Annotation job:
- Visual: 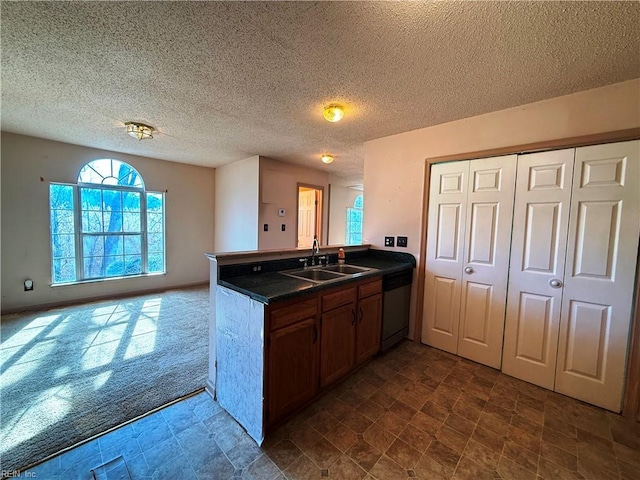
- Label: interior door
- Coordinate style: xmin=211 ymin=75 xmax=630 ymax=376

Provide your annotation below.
xmin=502 ymin=149 xmax=575 ymax=388
xmin=457 ymin=155 xmax=517 ymax=368
xmin=422 ymin=161 xmax=469 ymax=354
xmin=555 ymin=140 xmax=640 ymax=412
xmin=298 ymin=188 xmax=316 ymax=248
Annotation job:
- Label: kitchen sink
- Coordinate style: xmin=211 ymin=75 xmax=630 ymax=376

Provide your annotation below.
xmin=282 ymin=269 xmax=345 ymax=282
xmin=280 ymin=264 xmax=375 ymax=283
xmin=322 ymin=264 xmax=371 ymax=274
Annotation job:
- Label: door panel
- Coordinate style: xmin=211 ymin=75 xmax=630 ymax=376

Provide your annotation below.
xmin=555 ymin=140 xmax=640 ymax=412
xmin=502 ymin=149 xmax=575 ymax=389
xmin=422 ymin=161 xmax=469 ymax=353
xmin=457 ymin=155 xmax=517 ymax=368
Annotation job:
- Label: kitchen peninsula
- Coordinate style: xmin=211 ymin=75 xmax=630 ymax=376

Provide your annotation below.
xmin=205 ymin=246 xmax=415 ymax=445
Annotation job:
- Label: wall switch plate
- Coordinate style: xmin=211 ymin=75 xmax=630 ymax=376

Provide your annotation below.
xmin=397 ymin=236 xmax=408 ymax=247
xmin=263 ymin=224 xmax=268 ymax=231
xmin=384 ymin=236 xmax=395 ymax=247
xmin=281 ymin=224 xmax=286 ymax=231
xmin=278 ymin=208 xmax=286 ymax=217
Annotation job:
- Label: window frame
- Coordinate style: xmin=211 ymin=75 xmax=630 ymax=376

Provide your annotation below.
xmin=346 ymin=194 xmax=364 ymax=245
xmin=49 ymin=160 xmax=166 ymax=285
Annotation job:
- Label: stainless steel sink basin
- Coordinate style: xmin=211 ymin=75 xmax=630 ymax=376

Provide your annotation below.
xmin=280 ymin=264 xmax=374 ymax=283
xmin=322 ymin=264 xmax=371 ymax=274
xmin=282 ymin=269 xmax=345 ymax=282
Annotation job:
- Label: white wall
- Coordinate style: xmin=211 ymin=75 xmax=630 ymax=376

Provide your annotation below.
xmin=328 ymin=185 xmax=361 ymax=245
xmin=1 ymin=132 xmax=216 ymax=312
xmin=214 ymin=156 xmax=259 ymax=252
xmin=363 ymin=79 xmax=640 ymax=339
xmin=258 ymin=157 xmax=329 ymax=251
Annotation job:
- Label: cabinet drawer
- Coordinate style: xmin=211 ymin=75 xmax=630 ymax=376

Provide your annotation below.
xmin=358 ymin=279 xmax=382 ymax=299
xmin=322 ymin=287 xmax=356 ymax=312
xmin=270 ymin=298 xmax=317 ymax=331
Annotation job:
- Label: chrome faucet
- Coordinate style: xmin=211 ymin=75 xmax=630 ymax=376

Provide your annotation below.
xmin=311 ymin=235 xmax=320 ymax=265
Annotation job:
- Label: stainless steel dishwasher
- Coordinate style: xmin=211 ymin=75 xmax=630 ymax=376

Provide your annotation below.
xmin=381 ymin=269 xmax=413 ymax=352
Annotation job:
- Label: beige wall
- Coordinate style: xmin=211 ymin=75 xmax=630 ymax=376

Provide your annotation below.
xmin=214 ymin=156 xmax=260 ymax=252
xmin=363 ymin=78 xmax=640 ymax=338
xmin=328 ymin=185 xmax=362 ymax=245
xmin=258 ymin=157 xmax=329 ymax=251
xmin=1 ymin=132 xmax=216 ymax=312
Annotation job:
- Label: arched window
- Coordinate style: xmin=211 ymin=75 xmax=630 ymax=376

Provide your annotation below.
xmin=346 ymin=194 xmax=363 ymax=245
xmin=49 ymin=159 xmax=165 ymax=284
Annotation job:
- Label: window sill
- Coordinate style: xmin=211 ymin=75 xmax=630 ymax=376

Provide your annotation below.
xmin=51 ymin=272 xmax=166 ymax=287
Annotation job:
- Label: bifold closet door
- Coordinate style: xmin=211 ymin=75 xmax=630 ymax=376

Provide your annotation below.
xmin=422 ymin=161 xmax=469 ymax=354
xmin=502 ymin=149 xmax=575 ymax=388
xmin=555 ymin=140 xmax=640 ymax=412
xmin=423 ymin=156 xmax=516 ymax=368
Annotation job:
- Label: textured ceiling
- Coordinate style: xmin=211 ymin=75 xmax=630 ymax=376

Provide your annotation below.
xmin=2 ymin=1 xmax=639 ymax=185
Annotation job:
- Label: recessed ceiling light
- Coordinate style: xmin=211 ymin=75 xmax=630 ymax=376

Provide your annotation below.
xmin=321 ymin=154 xmax=334 ymax=164
xmin=125 ymin=122 xmax=154 ymax=140
xmin=322 ymin=104 xmax=344 ymax=123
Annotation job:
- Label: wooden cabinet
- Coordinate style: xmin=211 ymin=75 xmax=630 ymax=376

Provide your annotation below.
xmin=267 ymin=276 xmax=383 ymax=426
xmin=267 ymin=297 xmax=318 ymax=424
xmin=320 ymin=287 xmax=356 ymax=387
xmin=356 ymin=289 xmax=382 ymax=365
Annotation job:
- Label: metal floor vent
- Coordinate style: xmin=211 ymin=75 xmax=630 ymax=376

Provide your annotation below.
xmin=91 ymin=456 xmax=132 ymax=480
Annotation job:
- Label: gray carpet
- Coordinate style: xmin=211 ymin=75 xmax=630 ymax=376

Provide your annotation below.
xmin=0 ymin=286 xmax=209 ymax=472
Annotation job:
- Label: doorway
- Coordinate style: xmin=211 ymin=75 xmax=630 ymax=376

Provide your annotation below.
xmin=297 ymin=185 xmax=323 ymax=248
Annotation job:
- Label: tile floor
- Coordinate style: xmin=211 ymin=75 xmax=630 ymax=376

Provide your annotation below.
xmin=25 ymin=341 xmax=640 ymax=480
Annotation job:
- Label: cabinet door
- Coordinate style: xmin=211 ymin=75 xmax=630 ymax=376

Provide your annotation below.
xmin=268 ymin=318 xmax=318 ymax=424
xmin=457 ymin=155 xmax=517 ymax=368
xmin=555 ymin=140 xmax=640 ymax=412
xmin=356 ymin=293 xmax=382 ymax=365
xmin=422 ymin=161 xmax=469 ymax=353
xmin=320 ymin=305 xmax=356 ymax=387
xmin=502 ymin=149 xmax=575 ymax=388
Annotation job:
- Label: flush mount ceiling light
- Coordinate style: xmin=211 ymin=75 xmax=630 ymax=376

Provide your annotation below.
xmin=322 ymin=104 xmax=344 ymax=123
xmin=125 ymin=122 xmax=154 ymax=140
xmin=321 ymin=154 xmax=334 ymax=164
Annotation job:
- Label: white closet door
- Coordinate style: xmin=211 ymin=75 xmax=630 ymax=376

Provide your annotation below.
xmin=422 ymin=161 xmax=469 ymax=354
xmin=457 ymin=155 xmax=517 ymax=368
xmin=502 ymin=149 xmax=575 ymax=388
xmin=555 ymin=140 xmax=640 ymax=412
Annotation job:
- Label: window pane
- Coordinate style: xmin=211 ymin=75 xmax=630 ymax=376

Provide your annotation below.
xmin=124 ymin=235 xmax=142 ymax=255
xmin=51 ymin=209 xmax=75 ymax=234
xmin=148 ymin=233 xmax=164 ymax=253
xmin=53 ymin=258 xmax=76 ymax=283
xmin=103 ymin=210 xmax=123 ymax=232
xmin=104 ymin=256 xmax=124 ymax=277
xmin=52 ymin=234 xmax=75 ymax=258
xmin=104 ymin=235 xmax=124 ymax=256
xmin=123 ymin=192 xmax=141 ymax=212
xmin=123 ymin=212 xmax=141 ymax=232
xmin=148 ymin=213 xmax=163 ymax=233
xmin=82 ymin=211 xmax=103 ymax=232
xmin=148 ymin=253 xmax=164 ymax=273
xmin=83 ymin=235 xmax=105 ymax=257
xmin=50 ymin=184 xmax=74 ymax=210
xmin=124 ymin=255 xmax=142 ymax=274
xmin=103 ymin=190 xmax=123 ymax=211
xmin=84 ymin=257 xmax=105 ymax=278
xmin=147 ymin=193 xmax=163 ymax=213
xmin=81 ymin=188 xmax=102 ymax=211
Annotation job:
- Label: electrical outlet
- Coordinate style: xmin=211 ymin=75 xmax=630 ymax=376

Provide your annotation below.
xmin=24 ymin=279 xmax=34 ymax=291
xmin=397 ymin=236 xmax=408 ymax=247
xmin=384 ymin=236 xmax=395 ymax=247
xmin=251 ymin=264 xmax=263 ymax=273
xmin=263 ymin=224 xmax=268 ymax=231
xmin=281 ymin=224 xmax=286 ymax=231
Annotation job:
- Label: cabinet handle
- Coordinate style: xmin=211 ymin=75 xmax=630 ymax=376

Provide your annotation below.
xmin=351 ymin=309 xmax=356 ymax=325
xmin=359 ymin=306 xmax=364 ymax=322
xmin=464 ymin=266 xmax=474 ymax=274
xmin=549 ymin=278 xmax=563 ymax=288
xmin=313 ymin=324 xmax=318 ymax=344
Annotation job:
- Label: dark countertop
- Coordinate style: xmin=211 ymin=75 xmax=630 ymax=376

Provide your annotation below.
xmin=218 ymin=251 xmax=415 ymax=304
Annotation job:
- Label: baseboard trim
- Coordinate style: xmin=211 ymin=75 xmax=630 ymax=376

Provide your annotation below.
xmin=1 ymin=281 xmax=209 ymax=315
